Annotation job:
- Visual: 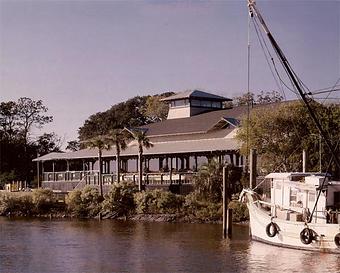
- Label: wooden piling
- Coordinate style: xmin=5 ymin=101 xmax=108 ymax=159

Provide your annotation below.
xmin=223 ymin=166 xmax=232 ymax=238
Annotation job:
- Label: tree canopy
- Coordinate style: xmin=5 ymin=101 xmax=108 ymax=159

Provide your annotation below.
xmin=236 ymin=101 xmax=340 ymax=177
xmin=0 ymin=98 xmax=56 ymax=187
xmin=78 ymin=92 xmax=173 ymax=141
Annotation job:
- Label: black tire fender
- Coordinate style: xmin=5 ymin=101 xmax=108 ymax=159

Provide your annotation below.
xmin=266 ymin=222 xmax=278 ymax=237
xmin=300 ymin=228 xmax=314 ymax=245
xmin=335 ymin=233 xmax=340 ymax=248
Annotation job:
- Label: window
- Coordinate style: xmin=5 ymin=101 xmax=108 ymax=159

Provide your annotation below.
xmin=309 ymin=192 xmax=315 ymax=202
xmin=170 ymin=99 xmax=189 ymax=108
xmin=290 ymin=188 xmax=298 ymax=203
xmin=212 ymin=101 xmax=222 ymax=108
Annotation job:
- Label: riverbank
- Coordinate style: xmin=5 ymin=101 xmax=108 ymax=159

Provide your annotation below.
xmin=0 ymin=185 xmax=249 ymax=224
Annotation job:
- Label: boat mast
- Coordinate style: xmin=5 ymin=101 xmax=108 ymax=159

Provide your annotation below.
xmin=247 ymin=0 xmax=340 ymax=170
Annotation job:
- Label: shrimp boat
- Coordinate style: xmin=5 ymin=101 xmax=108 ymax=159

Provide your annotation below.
xmin=241 ymin=1 xmax=340 ymax=253
xmin=240 ymin=173 xmax=340 ymax=253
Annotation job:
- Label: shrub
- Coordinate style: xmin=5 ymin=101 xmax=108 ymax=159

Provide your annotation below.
xmin=0 ymin=192 xmax=34 ymax=216
xmin=32 ymin=188 xmax=55 ymax=214
xmin=228 ymin=200 xmax=249 ymax=222
xmin=184 ymin=192 xmax=222 ymax=221
xmin=134 ymin=189 xmax=184 ymax=214
xmin=102 ymin=182 xmax=137 ymax=217
xmin=66 ymin=186 xmax=101 ymax=217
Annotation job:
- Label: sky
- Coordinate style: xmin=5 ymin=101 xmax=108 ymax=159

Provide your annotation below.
xmin=0 ymin=0 xmax=339 ymax=148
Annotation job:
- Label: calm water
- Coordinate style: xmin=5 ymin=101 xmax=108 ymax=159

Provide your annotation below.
xmin=0 ymin=217 xmax=339 ymax=273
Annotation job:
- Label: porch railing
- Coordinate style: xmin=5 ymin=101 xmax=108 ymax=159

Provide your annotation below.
xmin=42 ymin=171 xmax=195 ymax=185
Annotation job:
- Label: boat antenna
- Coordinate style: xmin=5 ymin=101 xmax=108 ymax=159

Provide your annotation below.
xmin=247 ymin=0 xmax=340 ymax=170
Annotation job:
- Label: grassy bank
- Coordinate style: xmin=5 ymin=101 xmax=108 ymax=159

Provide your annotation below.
xmin=0 ymin=183 xmax=249 ymax=223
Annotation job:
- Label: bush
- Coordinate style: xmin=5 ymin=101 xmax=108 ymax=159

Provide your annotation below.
xmin=134 ymin=189 xmax=184 ymax=214
xmin=102 ymin=182 xmax=137 ymax=218
xmin=0 ymin=192 xmax=34 ymax=216
xmin=228 ymin=200 xmax=249 ymax=222
xmin=32 ymin=188 xmax=55 ymax=214
xmin=184 ymin=192 xmax=222 ymax=222
xmin=66 ymin=186 xmax=101 ymax=217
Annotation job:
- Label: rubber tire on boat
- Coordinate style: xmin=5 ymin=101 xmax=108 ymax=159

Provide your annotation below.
xmin=300 ymin=228 xmax=314 ymax=245
xmin=335 ymin=233 xmax=340 ymax=248
xmin=265 ymin=222 xmax=278 ymax=237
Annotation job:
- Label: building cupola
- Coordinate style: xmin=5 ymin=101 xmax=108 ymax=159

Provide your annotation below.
xmin=161 ymin=90 xmax=232 ymax=119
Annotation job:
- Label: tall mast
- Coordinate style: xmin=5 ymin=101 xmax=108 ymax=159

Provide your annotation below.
xmin=247 ymin=0 xmax=340 ymax=170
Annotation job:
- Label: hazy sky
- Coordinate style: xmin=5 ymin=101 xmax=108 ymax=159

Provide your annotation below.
xmin=1 ymin=0 xmax=339 ymax=147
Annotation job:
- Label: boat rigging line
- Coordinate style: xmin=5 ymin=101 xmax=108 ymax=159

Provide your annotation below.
xmin=247 ymin=0 xmax=340 ymax=170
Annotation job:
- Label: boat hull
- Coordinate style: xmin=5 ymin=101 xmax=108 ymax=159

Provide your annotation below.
xmin=242 ymin=190 xmax=340 ymax=253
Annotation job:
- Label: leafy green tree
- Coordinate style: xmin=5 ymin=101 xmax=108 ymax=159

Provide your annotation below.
xmin=35 ymin=133 xmax=61 ymax=156
xmin=143 ymin=95 xmax=169 ymax=122
xmin=0 ymin=101 xmax=19 ymax=142
xmin=107 ymin=129 xmax=129 ymax=182
xmin=233 ymin=91 xmax=283 ymax=106
xmin=131 ymin=130 xmax=153 ymax=191
xmin=0 ymin=98 xmax=53 ymax=184
xmin=84 ymin=135 xmax=111 ymax=196
xmin=256 ymin=91 xmax=283 ymax=104
xmin=66 ymin=140 xmax=80 ymax=152
xmin=236 ymin=101 xmax=340 ymax=176
xmin=16 ymin=97 xmax=53 ymax=146
xmin=102 ymin=181 xmax=137 ymax=218
xmin=78 ymin=92 xmax=174 ymax=141
xmin=193 ymin=158 xmax=224 ymax=202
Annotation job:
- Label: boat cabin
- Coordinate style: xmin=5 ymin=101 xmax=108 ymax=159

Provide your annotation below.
xmin=266 ymin=173 xmax=340 ymax=224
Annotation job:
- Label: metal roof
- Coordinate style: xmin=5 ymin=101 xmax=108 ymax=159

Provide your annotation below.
xmin=161 ymin=90 xmax=231 ymax=102
xmin=33 ymin=133 xmax=241 ymax=162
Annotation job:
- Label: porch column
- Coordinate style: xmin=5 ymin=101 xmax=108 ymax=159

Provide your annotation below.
xmin=159 ymin=158 xmax=163 ymax=171
xmin=180 ymin=157 xmax=184 ymax=170
xmin=37 ymin=160 xmax=40 ymax=188
xmin=175 ymin=157 xmax=178 ymax=171
xmin=186 ymin=156 xmax=190 ymax=170
xmin=52 ymin=162 xmax=55 ymax=181
xmin=195 ymin=155 xmax=198 ymax=171
xmin=170 ymin=157 xmax=173 ymax=183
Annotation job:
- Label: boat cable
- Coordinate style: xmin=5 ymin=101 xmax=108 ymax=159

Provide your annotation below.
xmin=308 ymin=140 xmax=340 ymax=223
xmin=247 ymin=0 xmax=340 ymax=170
xmin=320 ymin=77 xmax=340 ymax=105
xmin=250 ymin=17 xmax=286 ymax=99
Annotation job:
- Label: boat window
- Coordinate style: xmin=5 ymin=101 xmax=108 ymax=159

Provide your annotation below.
xmin=275 ymin=181 xmax=282 ymax=189
xmin=309 ymin=192 xmax=316 ymax=202
xmin=290 ymin=188 xmax=298 ymax=202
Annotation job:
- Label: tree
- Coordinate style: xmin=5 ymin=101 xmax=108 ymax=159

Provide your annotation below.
xmin=66 ymin=140 xmax=80 ymax=152
xmin=16 ymin=97 xmax=53 ymax=146
xmin=35 ymin=133 xmax=61 ymax=156
xmin=233 ymin=92 xmax=255 ymax=107
xmin=233 ymin=91 xmax=283 ymax=106
xmin=84 ymin=135 xmax=111 ymax=197
xmin=143 ymin=95 xmax=169 ymax=122
xmin=193 ymin=158 xmax=224 ymax=202
xmin=0 ymin=98 xmax=53 ymax=184
xmin=256 ymin=91 xmax=283 ymax=104
xmin=0 ymin=101 xmax=19 ymax=142
xmin=107 ymin=129 xmax=129 ymax=183
xmin=236 ymin=101 xmax=340 ymax=176
xmin=131 ymin=130 xmax=153 ymax=191
xmin=78 ymin=92 xmax=174 ymax=141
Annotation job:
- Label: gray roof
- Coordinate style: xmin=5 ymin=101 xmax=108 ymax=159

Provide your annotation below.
xmin=141 ymin=106 xmax=248 ymax=136
xmin=33 ymin=135 xmax=240 ymax=161
xmin=161 ymin=90 xmax=231 ymax=102
xmin=33 ymin=102 xmax=290 ymax=162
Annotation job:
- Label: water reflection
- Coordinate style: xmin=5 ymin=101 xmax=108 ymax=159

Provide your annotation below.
xmin=0 ymin=217 xmax=338 ymax=273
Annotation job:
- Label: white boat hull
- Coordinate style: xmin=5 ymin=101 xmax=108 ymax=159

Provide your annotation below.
xmin=242 ymin=190 xmax=340 ymax=253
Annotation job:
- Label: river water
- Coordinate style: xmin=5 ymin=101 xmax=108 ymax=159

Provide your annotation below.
xmin=0 ymin=217 xmax=339 ymax=273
